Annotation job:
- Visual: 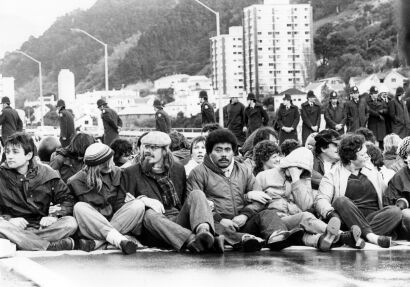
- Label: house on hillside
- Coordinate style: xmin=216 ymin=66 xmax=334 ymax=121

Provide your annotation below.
xmin=382 ymin=70 xmax=408 ymax=92
xmin=276 ymin=88 xmax=306 ymax=109
xmin=154 ymin=74 xmax=189 ymax=90
xmin=305 ymin=77 xmax=345 ymax=101
xmin=349 ymin=70 xmax=408 ymax=95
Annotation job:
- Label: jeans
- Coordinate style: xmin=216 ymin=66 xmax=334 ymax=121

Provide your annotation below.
xmin=281 ymin=211 xmax=327 ymax=234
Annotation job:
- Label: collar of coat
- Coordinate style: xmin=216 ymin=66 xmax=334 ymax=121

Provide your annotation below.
xmin=203 ymin=153 xmax=236 ymax=177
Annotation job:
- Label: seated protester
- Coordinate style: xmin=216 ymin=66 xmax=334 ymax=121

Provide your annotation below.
xmin=119 ymin=131 xmax=219 ymax=253
xmin=314 ymin=134 xmax=402 ymax=248
xmin=254 ymin=147 xmax=364 ymax=250
xmin=365 ymin=142 xmax=395 ymax=185
xmin=188 ymin=129 xmax=300 ymax=252
xmin=355 ymin=127 xmax=377 ymax=144
xmin=37 ymin=136 xmax=61 ymax=165
xmin=201 ymin=123 xmax=221 ymax=137
xmin=185 ymin=136 xmax=206 ymax=177
xmin=280 ymin=139 xmax=300 ymax=157
xmin=169 ymin=131 xmax=191 ymax=166
xmin=312 ymin=130 xmax=341 ymax=190
xmin=240 ymin=127 xmax=279 ymax=158
xmin=389 ymin=136 xmax=410 ymax=173
xmin=69 ymin=143 xmax=144 ymax=254
xmin=50 ymin=133 xmax=95 ymax=183
xmin=110 ymin=138 xmax=133 ymax=167
xmin=383 ymin=134 xmax=402 ymax=171
xmin=0 ymin=132 xmax=77 ymax=251
xmin=120 ymin=132 xmax=149 ymax=169
xmin=304 ymin=132 xmax=317 ymax=152
xmin=253 ymin=140 xmax=282 ymax=176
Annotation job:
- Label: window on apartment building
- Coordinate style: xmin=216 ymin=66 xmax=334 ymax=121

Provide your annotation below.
xmin=305 ymin=24 xmax=309 ymax=27
xmin=239 ymin=86 xmax=243 ymax=89
xmin=287 ymin=32 xmax=291 ymax=35
xmin=259 ymin=40 xmax=263 ymax=43
xmin=233 ymin=52 xmax=237 ymax=54
xmin=305 ymin=16 xmax=308 ymax=19
xmin=258 ymin=48 xmax=262 ymax=51
xmin=288 ymin=47 xmax=292 ymax=50
xmin=258 ymin=32 xmax=262 ymax=35
xmin=276 ymin=47 xmax=280 ymax=50
xmin=305 ymin=31 xmax=309 ymax=34
xmin=269 ymin=71 xmax=273 ymax=74
xmin=275 ymin=32 xmax=280 ymax=35
xmin=306 ymin=39 xmax=309 ymax=43
xmin=259 ymin=63 xmax=263 ymax=66
xmin=269 ymin=63 xmax=274 ymax=66
xmin=392 ymin=78 xmax=396 ymax=82
xmin=287 ymin=24 xmax=292 ymax=27
xmin=268 ymin=32 xmax=273 ymax=35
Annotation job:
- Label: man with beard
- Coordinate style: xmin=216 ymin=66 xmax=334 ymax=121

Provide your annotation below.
xmin=118 ymin=131 xmax=219 ymax=253
xmin=226 ymin=95 xmax=246 ymax=146
xmin=367 ymin=86 xmax=387 ymax=148
xmin=324 ymin=91 xmax=346 ymax=135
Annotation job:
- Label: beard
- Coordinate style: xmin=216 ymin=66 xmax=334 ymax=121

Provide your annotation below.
xmin=141 ymin=155 xmax=155 ymax=173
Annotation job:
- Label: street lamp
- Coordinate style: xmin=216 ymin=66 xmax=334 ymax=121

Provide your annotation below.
xmin=71 ymin=28 xmax=109 ymax=93
xmin=15 ymin=50 xmax=44 ymax=126
xmin=191 ymin=0 xmax=223 ymax=127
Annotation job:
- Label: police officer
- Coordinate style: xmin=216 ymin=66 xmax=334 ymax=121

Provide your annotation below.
xmin=301 ymin=90 xmax=321 ymax=145
xmin=243 ymin=93 xmax=269 ymax=137
xmin=367 ymin=86 xmax=387 ymax=148
xmin=324 ymin=91 xmax=346 ymax=135
xmin=199 ymin=90 xmax=215 ymax=126
xmin=153 ymin=99 xmax=171 ymax=134
xmin=0 ymin=96 xmax=23 ymax=145
xmin=97 ymin=99 xmax=122 ymax=146
xmin=345 ymin=86 xmax=368 ymax=133
xmin=226 ymin=94 xmax=246 ymax=145
xmin=56 ymin=99 xmax=75 ymax=147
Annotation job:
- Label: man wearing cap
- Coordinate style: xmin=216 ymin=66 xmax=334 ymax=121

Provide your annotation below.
xmin=388 ymin=87 xmax=410 ymax=139
xmin=301 ymin=91 xmax=321 ymax=146
xmin=199 ymin=91 xmax=215 ymax=126
xmin=119 ymin=131 xmax=218 ymax=253
xmin=345 ymin=86 xmax=369 ymax=133
xmin=0 ymin=96 xmax=22 ymax=145
xmin=97 ymin=99 xmax=122 ymax=146
xmin=324 ymin=91 xmax=346 ymax=135
xmin=226 ymin=95 xmax=246 ymax=145
xmin=153 ymin=99 xmax=171 ymax=134
xmin=243 ymin=93 xmax=269 ymax=137
xmin=276 ymin=94 xmax=300 ymax=144
xmin=56 ymin=100 xmax=75 ymax=148
xmin=367 ymin=86 xmax=387 ymax=148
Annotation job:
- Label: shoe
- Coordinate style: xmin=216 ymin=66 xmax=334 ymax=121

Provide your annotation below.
xmin=213 ymin=235 xmax=225 ymax=253
xmin=47 ymin=237 xmax=75 ymax=251
xmin=77 ymin=239 xmax=96 ymax=252
xmin=267 ymin=228 xmax=304 ymax=251
xmin=377 ymin=236 xmax=391 ymax=248
xmin=186 ymin=231 xmax=215 ymax=253
xmin=317 ymin=217 xmax=341 ymax=252
xmin=335 ymin=225 xmax=365 ymax=249
xmin=241 ymin=234 xmax=264 ymax=252
xmin=120 ymin=240 xmax=137 ymax=255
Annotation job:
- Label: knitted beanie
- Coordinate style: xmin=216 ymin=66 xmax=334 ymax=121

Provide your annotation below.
xmin=84 ymin=143 xmax=114 ymax=166
xmin=398 ymin=136 xmax=410 ymax=160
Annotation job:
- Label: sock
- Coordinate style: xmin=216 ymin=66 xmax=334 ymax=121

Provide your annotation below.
xmin=302 ymin=233 xmax=321 ymax=248
xmin=106 ymin=229 xmax=127 ymax=248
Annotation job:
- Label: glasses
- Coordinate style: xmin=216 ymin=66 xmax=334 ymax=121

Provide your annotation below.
xmin=143 ymin=144 xmax=163 ymax=151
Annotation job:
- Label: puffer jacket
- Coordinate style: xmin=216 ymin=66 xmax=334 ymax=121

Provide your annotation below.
xmin=187 ymin=154 xmax=256 ymax=222
xmin=254 ymin=147 xmax=315 ymax=217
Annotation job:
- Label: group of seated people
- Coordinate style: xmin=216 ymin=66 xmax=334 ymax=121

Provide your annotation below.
xmin=0 ymin=122 xmax=409 ymax=255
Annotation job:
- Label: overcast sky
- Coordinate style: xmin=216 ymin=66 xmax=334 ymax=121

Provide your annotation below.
xmin=0 ymin=0 xmax=97 ymax=59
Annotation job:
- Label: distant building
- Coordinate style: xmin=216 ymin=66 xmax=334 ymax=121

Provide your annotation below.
xmin=348 ymin=70 xmax=408 ymax=95
xmin=305 ymin=77 xmax=346 ymax=101
xmin=58 ymin=69 xmax=75 ymax=106
xmin=154 ymin=74 xmax=189 ymax=91
xmin=118 ymin=105 xmax=155 ymax=129
xmin=243 ymin=0 xmax=314 ymax=96
xmin=0 ymin=75 xmax=15 ymax=107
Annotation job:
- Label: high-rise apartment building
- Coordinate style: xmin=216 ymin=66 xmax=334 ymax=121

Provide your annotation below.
xmin=0 ymin=74 xmax=15 ymax=107
xmin=210 ymin=26 xmax=246 ymax=98
xmin=243 ymin=0 xmax=314 ymax=95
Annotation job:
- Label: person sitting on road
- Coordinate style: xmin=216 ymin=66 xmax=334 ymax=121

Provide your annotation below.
xmin=185 ymin=136 xmax=206 ymax=177
xmin=280 ymin=139 xmax=301 ymax=157
xmin=169 ymin=131 xmax=191 ymax=166
xmin=110 ymin=138 xmax=133 ymax=167
xmin=382 ymin=134 xmax=402 ymax=171
xmin=201 ymin=123 xmax=221 ymax=138
xmin=253 ymin=140 xmax=282 ymax=176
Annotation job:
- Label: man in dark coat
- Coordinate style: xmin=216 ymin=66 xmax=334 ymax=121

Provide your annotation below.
xmin=97 ymin=99 xmax=122 ymax=146
xmin=0 ymin=97 xmax=22 ymax=144
xmin=226 ymin=95 xmax=246 ymax=145
xmin=388 ymin=87 xmax=410 ymax=139
xmin=345 ymin=86 xmax=368 ymax=133
xmin=324 ymin=91 xmax=346 ymax=135
xmin=276 ymin=94 xmax=300 ymax=144
xmin=243 ymin=93 xmax=269 ymax=137
xmin=56 ymin=100 xmax=75 ymax=148
xmin=199 ymin=91 xmax=215 ymax=126
xmin=301 ymin=91 xmax=321 ymax=145
xmin=382 ymin=92 xmax=393 ymax=134
xmin=367 ymin=86 xmax=387 ymax=148
xmin=153 ymin=99 xmax=171 ymax=134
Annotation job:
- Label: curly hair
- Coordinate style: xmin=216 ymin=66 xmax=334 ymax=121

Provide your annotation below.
xmin=253 ymin=140 xmax=281 ymax=176
xmin=253 ymin=127 xmax=279 ymax=146
xmin=280 ymin=139 xmax=300 ymax=157
xmin=110 ymin=138 xmax=133 ymax=164
xmin=169 ymin=131 xmax=190 ymax=151
xmin=339 ymin=134 xmax=365 ymax=165
xmin=205 ymin=129 xmax=237 ymax=154
xmin=201 ymin=123 xmax=221 ymax=134
xmin=355 ymin=127 xmax=376 ymax=144
xmin=365 ymin=142 xmax=384 ymax=169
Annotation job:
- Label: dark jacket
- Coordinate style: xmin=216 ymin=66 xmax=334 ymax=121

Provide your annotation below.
xmin=384 ymin=166 xmax=410 ymax=206
xmin=301 ymin=101 xmax=321 ymax=145
xmin=58 ymin=108 xmax=75 ymax=147
xmin=118 ymin=161 xmax=186 ymax=216
xmin=49 ymin=148 xmax=83 ymax=183
xmin=155 ymin=108 xmax=171 ymax=134
xmin=345 ymin=99 xmax=368 ymax=132
xmin=226 ymin=102 xmax=246 ymax=145
xmin=201 ymin=101 xmax=215 ymax=125
xmin=367 ymin=97 xmax=388 ymax=141
xmin=68 ymin=166 xmax=122 ymax=217
xmin=388 ymin=97 xmax=410 ymax=139
xmin=0 ymin=106 xmax=22 ymax=141
xmin=324 ymin=102 xmax=346 ymax=134
xmin=101 ymin=106 xmax=122 ymax=146
xmin=276 ymin=104 xmax=300 ymax=144
xmin=244 ymin=104 xmax=269 ymax=135
xmin=0 ymin=162 xmax=74 ymax=226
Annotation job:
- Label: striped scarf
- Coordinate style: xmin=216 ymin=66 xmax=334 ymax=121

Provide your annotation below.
xmin=145 ymin=169 xmax=181 ymax=209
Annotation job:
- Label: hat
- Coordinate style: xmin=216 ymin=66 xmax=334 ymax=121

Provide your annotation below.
xmin=396 ymin=87 xmax=405 ymax=97
xmin=84 ymin=143 xmax=114 ymax=166
xmin=280 ymin=147 xmax=313 ymax=173
xmin=315 ymin=129 xmax=341 ymax=147
xmin=307 ymin=90 xmax=315 ymax=99
xmin=56 ymin=99 xmax=65 ymax=108
xmin=350 ymin=86 xmax=359 ymax=94
xmin=369 ymin=86 xmax=378 ymax=95
xmin=199 ymin=91 xmax=208 ymax=99
xmin=153 ymin=99 xmax=163 ymax=108
xmin=97 ymin=99 xmax=107 ymax=108
xmin=329 ymin=91 xmax=338 ymax=99
xmin=247 ymin=93 xmax=256 ymax=101
xmin=398 ymin=136 xmax=410 ymax=160
xmin=1 ymin=97 xmax=10 ymax=104
xmin=141 ymin=131 xmax=171 ymax=147
xmin=282 ymin=94 xmax=292 ymax=101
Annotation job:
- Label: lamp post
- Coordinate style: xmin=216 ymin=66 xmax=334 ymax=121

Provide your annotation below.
xmin=191 ymin=0 xmax=223 ymax=127
xmin=16 ymin=50 xmax=44 ymax=126
xmin=71 ymin=28 xmax=109 ymax=93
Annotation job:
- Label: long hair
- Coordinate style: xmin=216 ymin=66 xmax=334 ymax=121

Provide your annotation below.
xmin=84 ymin=159 xmax=111 ymax=193
xmin=67 ymin=133 xmax=95 ymax=159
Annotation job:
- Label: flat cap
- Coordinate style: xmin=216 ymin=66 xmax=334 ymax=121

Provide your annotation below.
xmin=141 ymin=131 xmax=171 ymax=147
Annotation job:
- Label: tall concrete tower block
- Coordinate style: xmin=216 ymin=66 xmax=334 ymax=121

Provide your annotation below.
xmin=58 ymin=69 xmax=75 ymax=106
xmin=0 ymin=75 xmax=15 ymax=107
